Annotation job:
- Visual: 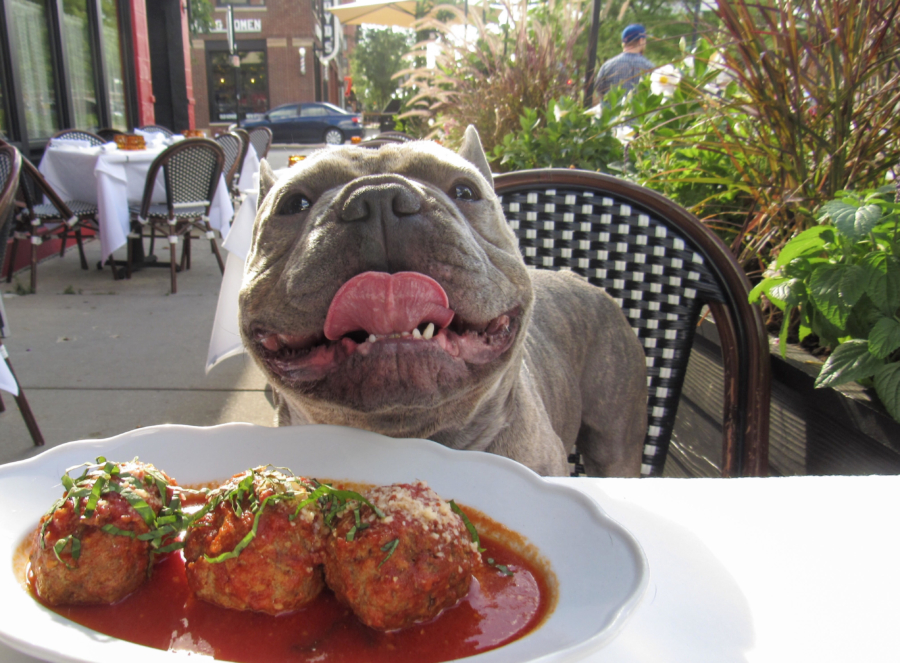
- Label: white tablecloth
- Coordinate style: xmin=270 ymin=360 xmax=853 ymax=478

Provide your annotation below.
xmin=39 ymin=144 xmax=234 ymax=265
xmin=0 ymin=346 xmax=17 ymax=396
xmin=205 ymin=166 xmax=276 ymax=371
xmin=0 ymin=475 xmax=896 ymax=662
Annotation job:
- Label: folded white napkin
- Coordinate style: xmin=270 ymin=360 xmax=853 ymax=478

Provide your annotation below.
xmin=134 ymin=129 xmax=166 ymax=147
xmin=0 ymin=352 xmax=18 ymax=397
xmin=49 ymin=138 xmax=92 ymax=150
xmin=101 ymin=142 xmax=118 ymax=152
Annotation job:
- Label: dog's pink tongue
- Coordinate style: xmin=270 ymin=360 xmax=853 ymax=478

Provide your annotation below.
xmin=324 ymin=272 xmax=454 ymax=340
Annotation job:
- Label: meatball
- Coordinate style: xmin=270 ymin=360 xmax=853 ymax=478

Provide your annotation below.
xmin=323 ymin=481 xmax=480 ymax=631
xmin=30 ymin=458 xmax=177 ymax=605
xmin=183 ymin=467 xmax=326 ymax=615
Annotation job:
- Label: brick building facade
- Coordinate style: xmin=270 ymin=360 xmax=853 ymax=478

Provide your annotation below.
xmin=190 ymin=0 xmax=353 ymax=134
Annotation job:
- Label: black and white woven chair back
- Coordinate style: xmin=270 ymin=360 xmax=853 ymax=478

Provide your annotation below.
xmin=215 ymin=132 xmax=242 ymax=189
xmin=51 ymin=129 xmax=105 ymax=146
xmin=494 ymin=169 xmax=770 ymax=478
xmin=18 ymin=158 xmax=74 ymax=221
xmin=248 ymin=127 xmax=272 ymax=160
xmin=160 ymin=139 xmax=224 ymax=213
xmin=140 ymin=124 xmax=174 ymax=137
xmin=0 ymin=145 xmax=16 ymax=191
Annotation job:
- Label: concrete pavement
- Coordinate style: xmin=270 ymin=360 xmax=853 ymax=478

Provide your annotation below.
xmin=0 ymin=144 xmax=320 ymax=465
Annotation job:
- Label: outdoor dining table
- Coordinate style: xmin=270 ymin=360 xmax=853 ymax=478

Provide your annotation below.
xmin=37 ymin=139 xmax=235 ymax=270
xmin=0 ymin=473 xmax=895 ymax=662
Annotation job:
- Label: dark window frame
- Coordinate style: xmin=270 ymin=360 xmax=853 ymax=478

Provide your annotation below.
xmin=0 ymin=0 xmax=135 ymax=159
xmin=205 ymin=38 xmax=267 ymax=125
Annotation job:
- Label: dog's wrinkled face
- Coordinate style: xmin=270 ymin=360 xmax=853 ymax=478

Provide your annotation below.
xmin=239 ymin=131 xmax=534 ymax=434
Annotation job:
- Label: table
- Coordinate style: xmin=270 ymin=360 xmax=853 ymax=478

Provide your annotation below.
xmin=0 ymin=475 xmax=896 ymax=662
xmin=38 ymin=142 xmax=234 ymax=267
xmin=206 ymin=168 xmax=272 ymax=370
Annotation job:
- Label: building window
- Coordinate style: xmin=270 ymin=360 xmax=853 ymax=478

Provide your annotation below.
xmin=9 ymin=0 xmax=60 ymax=140
xmin=207 ymin=47 xmax=268 ymax=123
xmin=61 ymin=0 xmax=100 ymax=129
xmin=100 ymin=0 xmax=128 ymax=130
xmin=0 ymin=54 xmax=8 ymax=138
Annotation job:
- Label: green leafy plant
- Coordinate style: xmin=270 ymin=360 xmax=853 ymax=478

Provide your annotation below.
xmin=749 ymin=187 xmax=900 ymax=421
xmin=612 ymin=0 xmax=900 ymax=281
xmin=490 ymin=95 xmax=624 ymax=172
xmin=349 ymin=28 xmax=415 ymax=113
xmin=398 ymin=0 xmax=584 ymax=152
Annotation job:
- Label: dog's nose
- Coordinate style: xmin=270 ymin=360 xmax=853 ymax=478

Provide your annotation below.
xmin=341 ymin=182 xmax=421 ymax=223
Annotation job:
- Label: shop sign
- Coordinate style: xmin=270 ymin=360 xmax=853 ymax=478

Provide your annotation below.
xmin=213 ymin=18 xmax=262 ymax=33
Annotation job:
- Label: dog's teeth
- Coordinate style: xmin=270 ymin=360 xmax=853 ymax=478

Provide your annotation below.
xmin=401 ymin=331 xmax=410 ymax=337
xmin=412 ymin=328 xmax=422 ymax=339
xmin=423 ymin=323 xmax=435 ymax=340
xmin=368 ymin=334 xmax=377 ymax=343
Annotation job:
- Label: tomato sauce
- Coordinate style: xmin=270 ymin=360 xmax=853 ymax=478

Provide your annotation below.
xmin=29 ymin=511 xmax=555 ymax=663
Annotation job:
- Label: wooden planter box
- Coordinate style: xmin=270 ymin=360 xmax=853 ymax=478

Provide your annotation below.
xmin=665 ymin=319 xmax=900 ymax=478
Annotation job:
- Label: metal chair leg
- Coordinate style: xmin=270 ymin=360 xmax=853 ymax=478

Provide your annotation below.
xmin=0 ymin=341 xmax=44 ymax=446
xmin=5 ymin=237 xmax=18 ymax=283
xmin=169 ymin=236 xmax=178 ymax=294
xmin=30 ymin=240 xmax=37 ymax=292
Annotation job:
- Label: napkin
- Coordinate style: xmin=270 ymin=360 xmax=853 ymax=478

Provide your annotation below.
xmin=0 ymin=350 xmax=18 ymax=397
xmin=101 ymin=142 xmax=118 ymax=152
xmin=134 ymin=129 xmax=167 ymax=148
xmin=49 ymin=138 xmax=92 ymax=150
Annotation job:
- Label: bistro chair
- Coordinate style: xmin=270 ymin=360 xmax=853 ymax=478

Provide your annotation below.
xmin=494 ymin=169 xmax=770 ymax=478
xmin=96 ymin=127 xmax=126 ymax=142
xmin=139 ymin=124 xmax=175 ymax=137
xmin=228 ymin=128 xmax=252 ymax=200
xmin=214 ymin=131 xmax=244 ymax=200
xmin=0 ymin=143 xmax=43 ymax=446
xmin=373 ymin=131 xmax=415 ymax=143
xmin=50 ymin=129 xmax=105 ymax=147
xmin=128 ymin=138 xmax=226 ymax=293
xmin=5 ymin=155 xmax=98 ymax=291
xmin=248 ymin=126 xmax=273 ymax=160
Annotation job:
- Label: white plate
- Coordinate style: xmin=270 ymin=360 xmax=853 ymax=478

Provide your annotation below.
xmin=0 ymin=424 xmax=648 ymax=663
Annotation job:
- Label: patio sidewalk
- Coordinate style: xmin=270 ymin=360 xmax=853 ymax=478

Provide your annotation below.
xmin=0 ymin=145 xmax=311 ymax=466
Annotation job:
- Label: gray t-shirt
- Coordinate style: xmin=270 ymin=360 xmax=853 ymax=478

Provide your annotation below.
xmin=594 ymin=52 xmax=655 ymax=97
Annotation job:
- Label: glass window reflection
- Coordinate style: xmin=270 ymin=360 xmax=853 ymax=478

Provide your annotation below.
xmin=62 ymin=0 xmax=100 ymax=129
xmin=10 ymin=0 xmax=60 ymax=140
xmin=100 ymin=0 xmax=127 ymax=130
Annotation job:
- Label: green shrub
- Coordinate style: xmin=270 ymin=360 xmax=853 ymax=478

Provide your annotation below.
xmin=749 ymin=187 xmax=900 ymax=421
xmin=489 ymin=95 xmax=624 ymax=172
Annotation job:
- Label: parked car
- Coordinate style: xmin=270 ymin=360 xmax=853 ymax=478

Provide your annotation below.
xmin=240 ymin=102 xmax=364 ymax=145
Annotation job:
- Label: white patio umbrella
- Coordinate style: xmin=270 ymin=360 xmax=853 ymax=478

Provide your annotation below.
xmin=326 ymin=0 xmax=420 ymax=28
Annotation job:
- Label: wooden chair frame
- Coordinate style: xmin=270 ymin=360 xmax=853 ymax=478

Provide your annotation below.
xmin=494 ymin=169 xmax=770 ymax=477
xmin=129 ymin=138 xmax=226 ymax=293
xmin=0 ymin=143 xmax=43 ymax=446
xmin=50 ymin=129 xmax=106 ymax=146
xmin=248 ymin=126 xmax=273 ymax=160
xmin=6 ymin=158 xmax=94 ymax=291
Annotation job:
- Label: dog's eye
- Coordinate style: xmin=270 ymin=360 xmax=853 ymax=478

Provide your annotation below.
xmin=277 ymin=193 xmax=312 ymax=215
xmin=452 ymin=183 xmax=479 ymax=201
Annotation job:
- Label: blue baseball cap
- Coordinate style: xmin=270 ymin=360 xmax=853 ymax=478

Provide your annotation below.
xmin=622 ymin=24 xmax=648 ymax=44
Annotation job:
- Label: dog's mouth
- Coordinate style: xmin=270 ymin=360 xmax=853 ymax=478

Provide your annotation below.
xmin=251 ymin=272 xmax=520 ymax=382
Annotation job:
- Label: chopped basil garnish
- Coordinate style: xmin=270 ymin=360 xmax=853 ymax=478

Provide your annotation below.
xmin=39 ymin=457 xmax=187 ymax=567
xmin=450 ymin=500 xmax=485 ymax=553
xmin=199 ymin=468 xmax=386 ymax=564
xmin=379 ymin=538 xmax=399 ymax=567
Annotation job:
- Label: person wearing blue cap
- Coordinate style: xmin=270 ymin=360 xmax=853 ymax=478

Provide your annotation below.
xmin=593 ymin=24 xmax=655 ymax=99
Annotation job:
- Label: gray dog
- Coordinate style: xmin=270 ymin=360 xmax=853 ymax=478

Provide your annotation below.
xmin=239 ymin=126 xmax=647 ymax=477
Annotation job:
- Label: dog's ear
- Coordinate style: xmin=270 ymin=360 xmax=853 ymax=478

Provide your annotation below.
xmin=459 ymin=125 xmax=493 ymax=188
xmin=259 ymin=159 xmax=277 ymax=203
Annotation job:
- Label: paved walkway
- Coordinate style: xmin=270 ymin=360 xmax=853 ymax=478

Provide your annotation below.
xmin=0 ymin=144 xmax=317 ymax=465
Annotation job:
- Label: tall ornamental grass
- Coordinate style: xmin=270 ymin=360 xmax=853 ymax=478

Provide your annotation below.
xmin=629 ymin=0 xmax=900 ymax=276
xmin=397 ymin=0 xmax=584 ymax=154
